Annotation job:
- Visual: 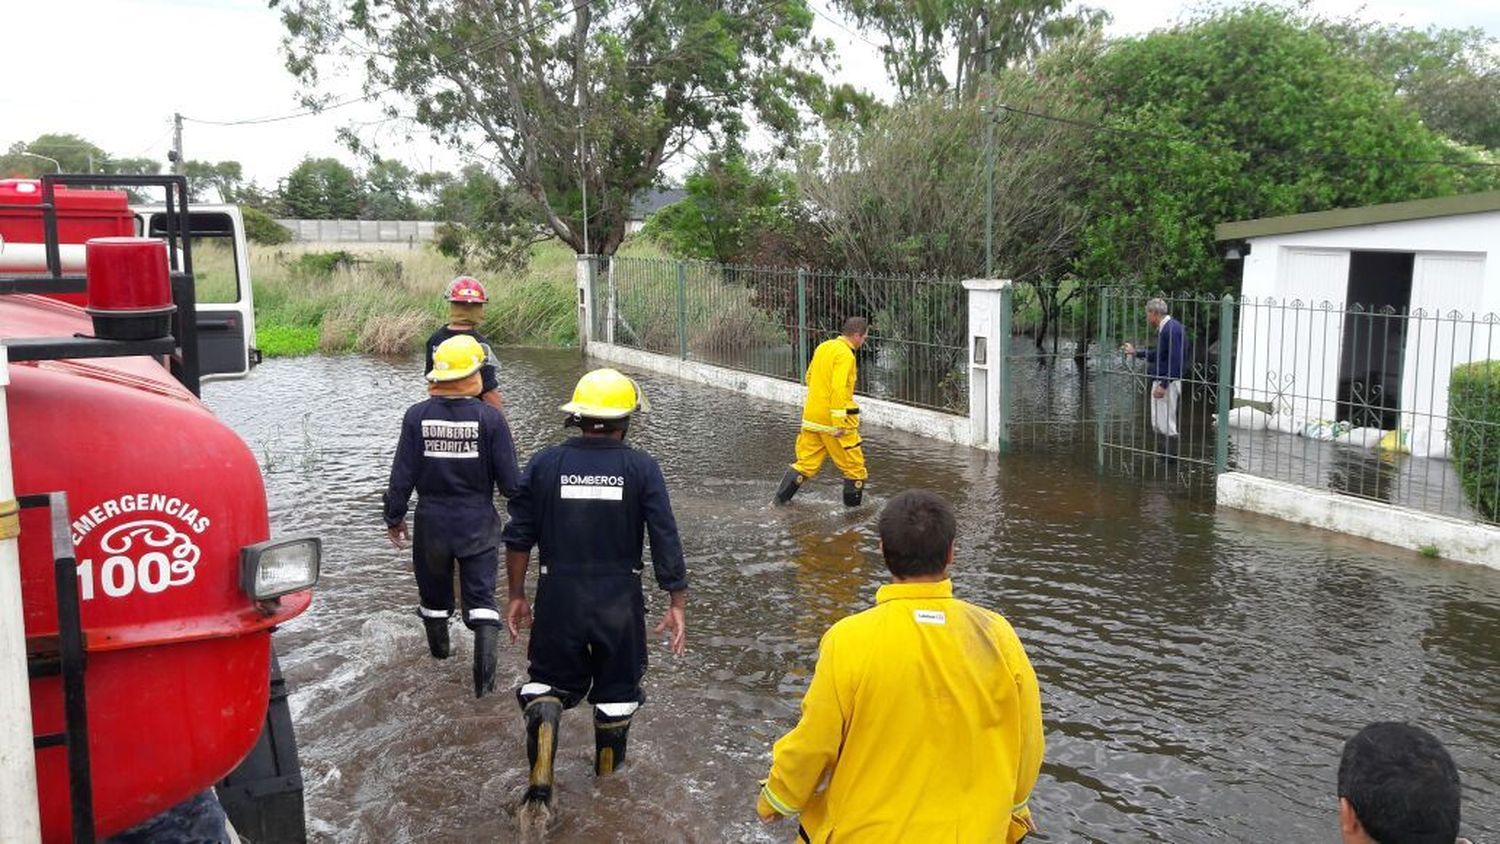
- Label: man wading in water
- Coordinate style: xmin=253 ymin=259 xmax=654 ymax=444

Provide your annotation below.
xmin=502 ymin=368 xmax=688 ymax=815
xmin=425 ymin=275 xmax=505 ymax=411
xmin=383 ymin=334 xmax=520 ymax=697
xmin=775 ymin=317 xmax=870 ymax=507
xmin=1122 ymin=297 xmax=1187 ymax=459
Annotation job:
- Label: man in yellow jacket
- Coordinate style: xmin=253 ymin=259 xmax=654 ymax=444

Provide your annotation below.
xmin=775 ymin=317 xmax=869 ymax=507
xmin=757 ymin=489 xmax=1045 ymax=842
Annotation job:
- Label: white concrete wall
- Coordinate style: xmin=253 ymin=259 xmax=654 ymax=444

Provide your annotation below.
xmin=274 ymin=219 xmax=438 ymax=243
xmin=1217 ymin=473 xmax=1498 ymax=569
xmin=1235 ymin=211 xmax=1498 ymax=450
xmin=585 ymin=342 xmax=974 ymax=445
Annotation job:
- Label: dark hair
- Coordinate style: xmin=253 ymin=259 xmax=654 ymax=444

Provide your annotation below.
xmin=1338 ymin=722 xmax=1461 ymax=844
xmin=842 ymin=317 xmax=869 ymax=336
xmin=878 ymin=490 xmax=956 ymax=578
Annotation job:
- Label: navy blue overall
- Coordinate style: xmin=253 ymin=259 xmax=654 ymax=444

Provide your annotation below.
xmin=425 ymin=326 xmax=500 ymax=395
xmin=502 ymin=436 xmax=688 ymax=707
xmin=384 ymin=395 xmax=519 ymax=628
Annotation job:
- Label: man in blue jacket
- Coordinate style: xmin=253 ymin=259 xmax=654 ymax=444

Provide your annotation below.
xmin=502 ymin=368 xmax=688 ymax=809
xmin=384 ymin=334 xmax=520 ymax=698
xmin=1123 ymin=297 xmax=1187 ymax=455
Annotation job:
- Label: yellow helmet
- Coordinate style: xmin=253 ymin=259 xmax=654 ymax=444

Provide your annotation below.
xmin=559 ymin=368 xmax=648 ymax=419
xmin=426 ymin=335 xmax=485 ymax=382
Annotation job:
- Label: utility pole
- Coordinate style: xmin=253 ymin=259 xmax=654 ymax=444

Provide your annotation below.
xmin=171 ymin=112 xmax=184 ymax=175
xmin=984 ymin=31 xmax=995 ymax=280
xmin=579 ymin=120 xmax=590 ymax=255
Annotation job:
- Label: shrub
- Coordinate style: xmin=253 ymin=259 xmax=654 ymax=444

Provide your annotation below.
xmin=293 ymin=250 xmax=356 ymax=278
xmin=242 ymin=207 xmax=293 ymax=245
xmin=1449 ymin=360 xmax=1500 ymax=522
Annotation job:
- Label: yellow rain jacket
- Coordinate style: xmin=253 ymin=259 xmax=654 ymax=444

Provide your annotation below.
xmin=802 ymin=337 xmax=858 ymax=435
xmin=760 ymin=580 xmax=1044 ymax=843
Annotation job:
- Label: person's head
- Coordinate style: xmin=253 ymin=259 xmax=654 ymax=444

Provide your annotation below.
xmin=1145 ymin=298 xmax=1169 ymax=329
xmin=877 ymin=490 xmax=957 ymax=581
xmin=445 ymin=276 xmax=488 ymax=326
xmin=1338 ymin=722 xmax=1461 ymax=844
xmin=842 ymin=317 xmax=869 ymax=349
xmin=560 ymin=367 xmax=648 ymax=439
xmin=426 ymin=334 xmax=485 ymax=397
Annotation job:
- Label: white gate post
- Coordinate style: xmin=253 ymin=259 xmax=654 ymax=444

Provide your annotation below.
xmin=962 ymin=279 xmax=1011 ymax=451
xmin=575 ymin=255 xmax=594 ymax=349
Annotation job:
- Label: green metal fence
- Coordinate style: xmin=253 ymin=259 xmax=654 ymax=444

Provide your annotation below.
xmin=1094 ymin=290 xmax=1233 ymax=489
xmin=1225 ymin=297 xmax=1498 ymax=526
xmin=586 ymin=255 xmax=1498 ymax=526
xmin=593 ymin=256 xmax=969 ymax=414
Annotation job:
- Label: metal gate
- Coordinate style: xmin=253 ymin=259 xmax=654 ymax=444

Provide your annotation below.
xmin=1093 ymin=289 xmax=1234 ymax=488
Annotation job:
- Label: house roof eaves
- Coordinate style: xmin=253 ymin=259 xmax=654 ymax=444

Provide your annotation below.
xmin=1215 ymin=191 xmax=1500 ymax=241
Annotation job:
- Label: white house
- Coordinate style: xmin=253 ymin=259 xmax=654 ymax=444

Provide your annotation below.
xmin=1215 ymin=191 xmax=1500 ymax=457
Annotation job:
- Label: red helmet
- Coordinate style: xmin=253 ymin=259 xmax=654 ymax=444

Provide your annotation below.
xmin=445 ymin=276 xmax=488 ymax=304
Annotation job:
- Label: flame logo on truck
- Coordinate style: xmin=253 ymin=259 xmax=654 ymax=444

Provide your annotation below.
xmin=99 ymin=520 xmax=201 ymax=589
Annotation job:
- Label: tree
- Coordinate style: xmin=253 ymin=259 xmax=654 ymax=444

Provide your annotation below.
xmin=1 ymin=133 xmax=161 ymax=178
xmin=799 ymin=48 xmax=1095 ymax=283
xmin=1072 ymin=6 xmax=1500 ymax=292
xmin=361 ymin=159 xmax=419 ymax=219
xmin=829 ymin=0 xmax=1107 ymax=99
xmin=183 ymin=160 xmax=246 ymax=203
xmin=424 ymin=164 xmax=543 ymax=269
xmin=275 ymin=0 xmax=833 ymax=257
xmin=280 ymin=157 xmax=364 ymax=219
xmin=1320 ymin=20 xmax=1500 ymax=151
xmin=641 ymin=153 xmax=794 ymax=264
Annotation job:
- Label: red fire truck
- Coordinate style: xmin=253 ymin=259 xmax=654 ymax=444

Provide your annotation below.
xmin=0 ymin=174 xmax=319 ymax=842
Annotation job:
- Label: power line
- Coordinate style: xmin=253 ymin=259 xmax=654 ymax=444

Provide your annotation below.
xmin=809 ymin=1 xmax=884 ymax=53
xmin=992 ymin=102 xmax=1500 ymax=170
xmin=183 ymin=0 xmax=593 ymax=128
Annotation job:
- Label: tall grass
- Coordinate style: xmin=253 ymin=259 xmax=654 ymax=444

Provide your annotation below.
xmin=208 ymin=239 xmax=589 ymax=357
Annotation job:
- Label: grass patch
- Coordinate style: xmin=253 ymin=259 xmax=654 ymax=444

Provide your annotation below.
xmin=227 ymin=239 xmax=587 ymax=357
xmin=256 ymin=324 xmax=320 ymax=357
xmin=1418 ymin=544 xmax=1440 ymax=559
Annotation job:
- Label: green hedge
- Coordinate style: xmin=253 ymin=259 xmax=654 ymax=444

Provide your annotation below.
xmin=1449 ymin=360 xmax=1500 ymax=522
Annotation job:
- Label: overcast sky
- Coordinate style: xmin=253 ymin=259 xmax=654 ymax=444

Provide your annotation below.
xmin=5 ymin=0 xmax=1497 ymax=189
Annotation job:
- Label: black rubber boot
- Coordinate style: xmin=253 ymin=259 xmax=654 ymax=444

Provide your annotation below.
xmin=523 ymin=696 xmax=564 ymax=805
xmin=422 ymin=615 xmax=450 ymax=660
xmin=774 ymin=468 xmax=805 ymax=505
xmin=472 ymin=624 xmax=499 ymax=698
xmin=843 ymin=478 xmax=865 ymax=507
xmin=593 ymin=711 xmax=633 ymax=776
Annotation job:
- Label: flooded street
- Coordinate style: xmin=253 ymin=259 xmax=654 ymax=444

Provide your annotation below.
xmin=204 ymin=349 xmax=1500 ymax=842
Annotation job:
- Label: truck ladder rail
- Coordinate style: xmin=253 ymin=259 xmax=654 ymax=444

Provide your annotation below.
xmin=19 ymin=491 xmax=95 ymax=844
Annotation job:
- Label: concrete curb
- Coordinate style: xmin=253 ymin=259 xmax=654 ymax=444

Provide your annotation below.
xmin=584 ymin=342 xmax=974 ymax=446
xmin=1217 ymin=472 xmax=1499 ymax=570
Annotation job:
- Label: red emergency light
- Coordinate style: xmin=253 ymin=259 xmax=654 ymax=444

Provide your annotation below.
xmin=83 ymin=237 xmax=175 ymax=341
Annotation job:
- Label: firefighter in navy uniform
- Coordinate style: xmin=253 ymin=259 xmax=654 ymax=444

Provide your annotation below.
xmin=384 ymin=334 xmax=521 ymax=698
xmin=426 ymin=275 xmax=504 ymax=411
xmin=501 ymin=368 xmax=688 ymax=808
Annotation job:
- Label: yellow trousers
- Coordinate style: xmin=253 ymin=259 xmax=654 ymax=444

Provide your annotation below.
xmin=791 ymin=428 xmax=868 ymax=481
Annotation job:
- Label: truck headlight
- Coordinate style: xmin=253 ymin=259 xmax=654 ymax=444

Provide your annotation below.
xmin=241 ymin=537 xmax=321 ymax=600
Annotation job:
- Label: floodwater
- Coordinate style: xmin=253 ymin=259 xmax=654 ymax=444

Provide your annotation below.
xmin=203 ymin=349 xmax=1500 ymax=843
